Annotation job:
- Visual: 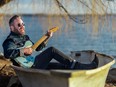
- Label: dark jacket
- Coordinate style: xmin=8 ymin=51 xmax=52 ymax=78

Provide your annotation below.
xmin=2 ymin=32 xmax=45 ymax=59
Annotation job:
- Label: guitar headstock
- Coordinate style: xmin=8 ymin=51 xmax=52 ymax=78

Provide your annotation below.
xmin=49 ymin=27 xmax=59 ymax=33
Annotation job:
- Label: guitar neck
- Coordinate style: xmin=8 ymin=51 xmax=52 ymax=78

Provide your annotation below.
xmin=31 ymin=35 xmax=48 ymax=50
xmin=31 ymin=27 xmax=59 ymax=50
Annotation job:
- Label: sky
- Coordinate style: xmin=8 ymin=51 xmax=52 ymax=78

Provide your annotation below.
xmin=0 ymin=0 xmax=116 ymax=15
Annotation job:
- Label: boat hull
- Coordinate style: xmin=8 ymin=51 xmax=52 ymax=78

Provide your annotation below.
xmin=12 ymin=50 xmax=115 ymax=87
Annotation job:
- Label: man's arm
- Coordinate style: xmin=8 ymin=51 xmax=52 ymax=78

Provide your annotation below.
xmin=3 ymin=40 xmax=20 ymax=59
xmin=35 ymin=31 xmax=53 ymax=51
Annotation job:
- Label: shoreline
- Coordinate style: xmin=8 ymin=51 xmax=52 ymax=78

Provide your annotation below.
xmin=1 ymin=13 xmax=116 ymax=17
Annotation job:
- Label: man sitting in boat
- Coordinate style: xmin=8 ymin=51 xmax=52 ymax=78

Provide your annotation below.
xmin=2 ymin=15 xmax=77 ymax=69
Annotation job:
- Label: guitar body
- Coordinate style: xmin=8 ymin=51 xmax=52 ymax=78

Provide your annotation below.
xmin=15 ymin=56 xmax=34 ymax=68
xmin=14 ymin=41 xmax=34 ymax=68
xmin=14 ymin=27 xmax=59 ymax=68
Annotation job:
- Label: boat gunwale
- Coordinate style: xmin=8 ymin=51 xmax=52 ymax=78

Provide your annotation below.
xmin=11 ymin=50 xmax=115 ymax=77
xmin=11 ymin=60 xmax=115 ymax=77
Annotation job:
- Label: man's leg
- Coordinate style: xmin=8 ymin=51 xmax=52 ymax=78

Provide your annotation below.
xmin=32 ymin=46 xmax=76 ymax=69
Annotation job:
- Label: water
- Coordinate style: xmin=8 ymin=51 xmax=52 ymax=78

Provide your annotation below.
xmin=0 ymin=15 xmax=116 ymax=57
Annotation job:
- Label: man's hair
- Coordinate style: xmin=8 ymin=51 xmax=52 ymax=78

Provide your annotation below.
xmin=9 ymin=15 xmax=20 ymax=25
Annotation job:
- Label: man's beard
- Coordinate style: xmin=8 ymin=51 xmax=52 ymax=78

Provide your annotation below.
xmin=14 ymin=28 xmax=25 ymax=35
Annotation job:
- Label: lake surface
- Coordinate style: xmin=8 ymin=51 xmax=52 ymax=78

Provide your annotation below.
xmin=0 ymin=15 xmax=116 ymax=57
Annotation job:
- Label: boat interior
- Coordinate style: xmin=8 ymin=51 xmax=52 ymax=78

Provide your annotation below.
xmin=46 ymin=50 xmax=114 ymax=70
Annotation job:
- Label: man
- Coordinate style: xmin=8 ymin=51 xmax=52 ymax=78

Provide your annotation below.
xmin=2 ymin=15 xmax=76 ymax=69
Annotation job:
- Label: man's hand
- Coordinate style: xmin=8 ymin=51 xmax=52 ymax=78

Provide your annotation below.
xmin=23 ymin=47 xmax=33 ymax=56
xmin=46 ymin=30 xmax=53 ymax=37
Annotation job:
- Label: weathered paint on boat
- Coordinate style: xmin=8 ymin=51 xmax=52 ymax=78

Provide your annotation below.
xmin=12 ymin=50 xmax=115 ymax=87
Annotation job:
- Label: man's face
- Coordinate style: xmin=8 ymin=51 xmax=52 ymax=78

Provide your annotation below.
xmin=10 ymin=17 xmax=25 ymax=35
